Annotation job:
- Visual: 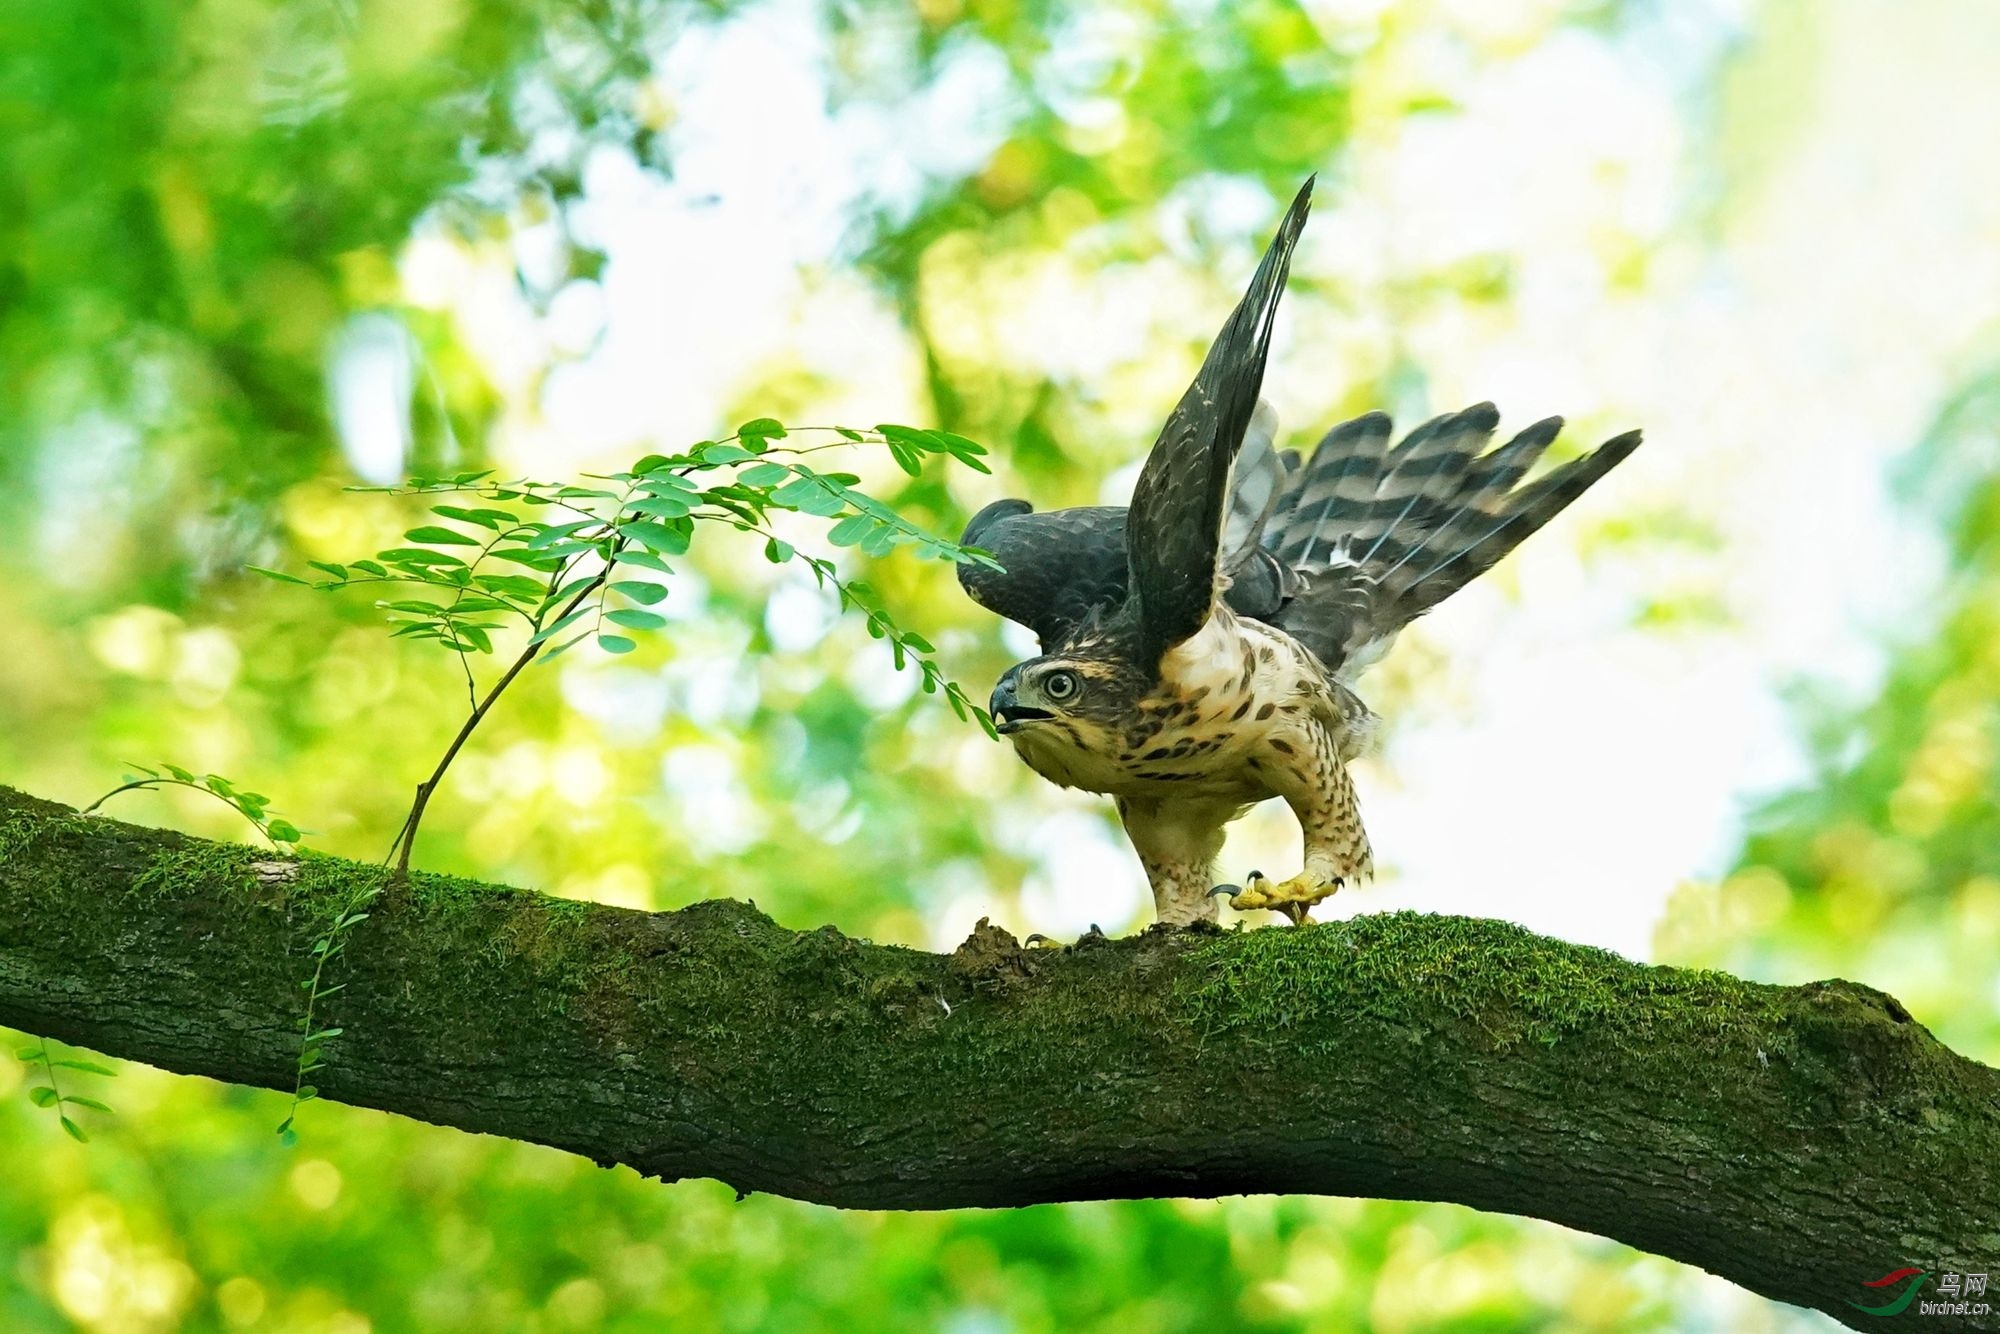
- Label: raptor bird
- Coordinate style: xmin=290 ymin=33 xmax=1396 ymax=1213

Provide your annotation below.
xmin=957 ymin=178 xmax=1640 ymax=927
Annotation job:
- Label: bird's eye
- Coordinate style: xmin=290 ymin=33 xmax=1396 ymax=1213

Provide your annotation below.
xmin=1043 ymin=669 xmax=1081 ymax=702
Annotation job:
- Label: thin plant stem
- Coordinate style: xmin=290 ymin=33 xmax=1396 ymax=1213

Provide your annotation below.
xmin=386 ymin=563 xmax=615 ymax=874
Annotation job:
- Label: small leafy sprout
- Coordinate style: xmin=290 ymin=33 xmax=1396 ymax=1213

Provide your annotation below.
xmin=17 ymin=1038 xmax=116 ymax=1142
xmin=82 ymin=764 xmax=304 ymax=845
xmin=277 ymin=884 xmax=377 ymax=1148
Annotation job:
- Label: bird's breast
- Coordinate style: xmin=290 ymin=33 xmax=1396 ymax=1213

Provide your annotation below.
xmin=1002 ymin=614 xmax=1358 ymax=801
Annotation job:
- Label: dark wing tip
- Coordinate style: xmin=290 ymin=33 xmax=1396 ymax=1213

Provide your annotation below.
xmin=961 ymin=497 xmax=1033 ymax=548
xmin=1123 ymin=176 xmax=1316 ymax=661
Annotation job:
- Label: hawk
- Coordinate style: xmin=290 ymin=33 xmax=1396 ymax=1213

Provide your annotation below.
xmin=956 ymin=177 xmax=1641 ymax=927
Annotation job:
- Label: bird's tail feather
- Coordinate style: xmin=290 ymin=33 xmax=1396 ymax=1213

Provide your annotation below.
xmin=1263 ymin=405 xmax=1638 ymax=672
xmin=1393 ymin=427 xmax=1641 ymax=616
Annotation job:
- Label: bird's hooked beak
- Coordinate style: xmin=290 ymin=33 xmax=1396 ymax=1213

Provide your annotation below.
xmin=989 ymin=666 xmax=1053 ymax=735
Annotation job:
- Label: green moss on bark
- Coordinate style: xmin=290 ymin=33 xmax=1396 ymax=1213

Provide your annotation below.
xmin=1179 ymin=912 xmax=1793 ymax=1052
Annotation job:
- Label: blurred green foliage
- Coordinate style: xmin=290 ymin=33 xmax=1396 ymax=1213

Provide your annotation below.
xmin=0 ymin=0 xmax=1990 ymax=1330
xmin=1659 ymin=371 xmax=2000 ymax=1069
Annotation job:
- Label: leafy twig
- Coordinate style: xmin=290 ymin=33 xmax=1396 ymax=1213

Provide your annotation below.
xmin=17 ymin=1037 xmax=115 ymax=1142
xmin=251 ymin=417 xmax=1003 ymax=1138
xmin=83 ymin=765 xmax=303 ymax=845
xmin=275 ymin=884 xmax=376 ymax=1147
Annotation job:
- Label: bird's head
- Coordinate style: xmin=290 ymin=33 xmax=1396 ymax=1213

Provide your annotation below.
xmin=988 ymin=652 xmax=1147 ymax=741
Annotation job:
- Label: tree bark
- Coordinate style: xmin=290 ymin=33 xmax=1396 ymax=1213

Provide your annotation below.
xmin=1 ymin=786 xmax=1994 ymax=1329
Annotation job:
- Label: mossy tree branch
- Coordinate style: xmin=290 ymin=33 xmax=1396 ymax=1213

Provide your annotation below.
xmin=1 ymin=785 xmax=1995 ymax=1329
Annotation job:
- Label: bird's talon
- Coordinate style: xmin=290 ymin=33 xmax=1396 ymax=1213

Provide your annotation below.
xmin=1220 ymin=869 xmax=1344 ymax=919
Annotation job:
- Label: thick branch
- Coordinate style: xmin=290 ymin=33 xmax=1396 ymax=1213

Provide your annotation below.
xmin=1 ymin=786 xmax=1994 ymax=1329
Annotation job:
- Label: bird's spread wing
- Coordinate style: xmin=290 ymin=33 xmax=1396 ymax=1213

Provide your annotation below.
xmin=1125 ymin=178 xmax=1312 ymax=667
xmin=1263 ymin=405 xmax=1642 ymax=675
xmin=955 ymin=500 xmax=1126 ymax=648
xmin=956 ymin=422 xmax=1292 ymax=650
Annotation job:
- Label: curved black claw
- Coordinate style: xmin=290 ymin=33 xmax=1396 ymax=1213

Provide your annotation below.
xmin=1210 ymin=870 xmax=1265 ymax=901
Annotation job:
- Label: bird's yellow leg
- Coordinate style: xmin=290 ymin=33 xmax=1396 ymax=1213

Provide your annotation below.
xmin=1213 ymin=757 xmax=1371 ymax=925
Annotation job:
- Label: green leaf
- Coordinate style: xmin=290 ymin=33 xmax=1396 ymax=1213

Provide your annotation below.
xmin=632 ymin=453 xmax=675 ymax=474
xmin=606 ymin=608 xmax=667 ymax=631
xmin=266 ymin=821 xmax=302 ymax=843
xmin=430 ymin=505 xmax=515 ymax=529
xmin=827 ymin=514 xmax=875 ymax=547
xmin=308 ymin=561 xmax=350 ymax=579
xmin=377 ymin=548 xmax=468 ymax=568
xmin=764 ymin=538 xmax=794 ymax=564
xmin=539 ymin=631 xmax=593 ymax=662
xmin=163 ymin=763 xmax=195 ymax=782
xmin=624 ymin=520 xmax=692 ymax=556
xmin=640 ymin=472 xmax=700 ymax=495
xmin=835 ymin=426 xmax=865 ymax=441
xmin=698 ymin=442 xmax=756 ymax=465
xmin=520 ymin=520 xmax=598 ymax=549
xmin=614 ymin=549 xmax=675 ymax=576
xmin=597 ymin=634 xmax=637 ymax=655
xmin=60 ymin=1116 xmax=87 ymax=1142
xmin=473 ymin=573 xmax=546 ymax=602
xmin=609 ymin=580 xmax=668 ymax=605
xmin=248 ymin=566 xmax=311 ymax=585
xmin=738 ymin=462 xmax=790 ymax=487
xmin=486 ymin=550 xmax=564 ymax=571
xmin=539 ymin=576 xmax=601 ymax=611
xmin=277 ymin=1122 xmax=298 ymax=1147
xmin=15 ymin=1047 xmax=44 ymax=1062
xmin=296 ymin=1087 xmax=319 ymax=1103
xmin=403 ymin=526 xmax=484 ymax=546
xmin=50 ymin=1059 xmax=115 ymax=1076
xmin=875 ymin=423 xmax=941 ymax=450
xmin=625 ymin=495 xmax=690 ymax=520
xmin=62 ymin=1095 xmax=112 ymax=1113
xmin=28 ymin=1086 xmax=59 ymax=1107
xmin=737 ymin=416 xmax=787 ymax=445
xmin=528 ymin=606 xmax=595 ymax=647
xmin=773 ymin=478 xmax=846 ymax=518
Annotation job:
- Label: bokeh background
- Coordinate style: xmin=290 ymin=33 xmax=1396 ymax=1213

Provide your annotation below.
xmin=4 ymin=0 xmax=1998 ymax=1328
